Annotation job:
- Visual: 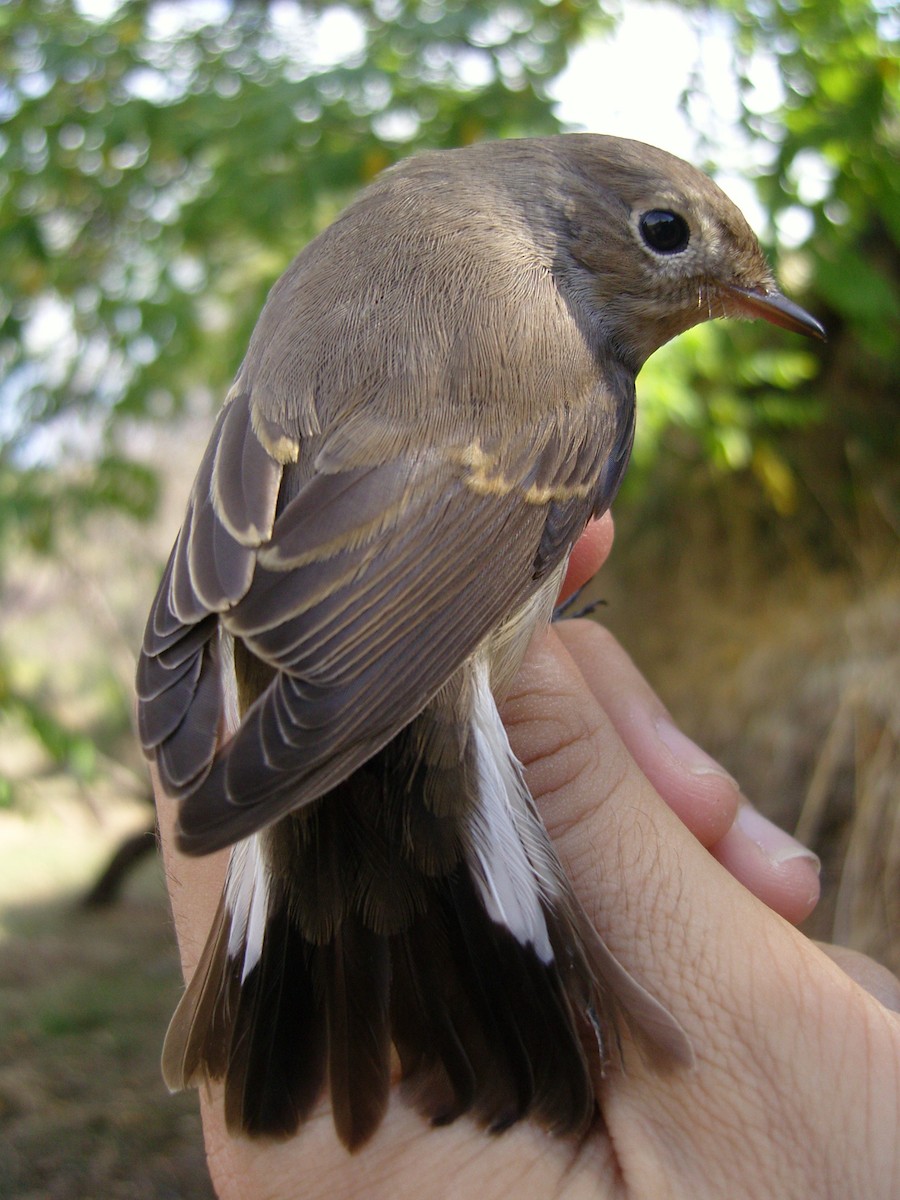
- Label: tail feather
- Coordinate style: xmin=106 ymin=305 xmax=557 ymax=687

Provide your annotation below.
xmin=391 ymin=922 xmax=478 ymax=1125
xmin=161 ymin=894 xmax=237 ymax=1090
xmin=391 ymin=869 xmax=552 ymax=1135
xmin=440 ymin=865 xmax=595 ymax=1135
xmin=321 ymin=918 xmax=392 ymax=1149
xmin=223 ymin=904 xmax=326 ymax=1137
xmin=161 ymin=679 xmax=690 ymax=1151
xmin=162 ymin=859 xmax=328 ymax=1138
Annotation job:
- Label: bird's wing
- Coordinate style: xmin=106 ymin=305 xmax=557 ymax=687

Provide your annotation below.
xmin=137 ymin=378 xmax=633 ymax=854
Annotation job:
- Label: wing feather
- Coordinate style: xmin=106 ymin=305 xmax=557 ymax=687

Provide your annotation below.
xmin=138 ymin=390 xmax=287 ymax=797
xmin=140 ymin=372 xmax=635 ymax=854
xmin=211 ymin=386 xmax=283 ymax=545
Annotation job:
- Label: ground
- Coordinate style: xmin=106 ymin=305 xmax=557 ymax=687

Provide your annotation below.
xmin=0 ymin=791 xmax=214 ymax=1200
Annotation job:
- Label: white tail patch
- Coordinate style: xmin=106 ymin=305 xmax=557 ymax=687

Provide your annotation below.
xmin=469 ymin=659 xmax=554 ymax=965
xmin=224 ymin=833 xmax=270 ymax=981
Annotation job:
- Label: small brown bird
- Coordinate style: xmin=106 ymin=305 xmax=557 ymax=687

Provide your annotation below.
xmin=137 ymin=135 xmax=824 ymax=1151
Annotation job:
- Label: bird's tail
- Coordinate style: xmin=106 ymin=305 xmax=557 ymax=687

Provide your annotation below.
xmin=161 ymin=668 xmax=691 ymax=1151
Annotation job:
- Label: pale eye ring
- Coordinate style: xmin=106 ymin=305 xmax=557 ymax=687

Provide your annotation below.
xmin=639 ymin=210 xmax=690 ymax=255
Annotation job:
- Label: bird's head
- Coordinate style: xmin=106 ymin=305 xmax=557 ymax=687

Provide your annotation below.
xmin=549 ymin=135 xmax=825 ymax=370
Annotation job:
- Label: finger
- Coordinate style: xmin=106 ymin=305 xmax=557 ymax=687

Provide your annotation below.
xmin=153 ymin=762 xmax=228 ymax=981
xmin=554 ymin=619 xmax=739 ymax=847
xmin=816 ymin=943 xmax=900 ymax=1014
xmin=709 ymin=808 xmax=820 ymax=925
xmin=553 ymin=620 xmax=821 ymax=923
xmin=558 ymin=513 xmax=614 ymax=604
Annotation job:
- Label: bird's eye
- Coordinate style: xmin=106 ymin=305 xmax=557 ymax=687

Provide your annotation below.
xmin=639 ymin=210 xmax=690 ymax=255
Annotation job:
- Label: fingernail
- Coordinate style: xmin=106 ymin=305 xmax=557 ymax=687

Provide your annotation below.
xmin=734 ymin=804 xmax=821 ymax=872
xmin=654 ymin=718 xmax=740 ymax=788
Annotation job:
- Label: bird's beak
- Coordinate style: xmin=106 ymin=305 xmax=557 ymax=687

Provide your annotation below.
xmin=724 ymin=284 xmax=826 ymax=341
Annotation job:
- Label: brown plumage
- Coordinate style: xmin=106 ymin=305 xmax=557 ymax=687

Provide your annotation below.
xmin=137 ymin=134 xmax=824 ymax=1151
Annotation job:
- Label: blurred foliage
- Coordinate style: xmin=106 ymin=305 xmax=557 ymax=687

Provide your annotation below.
xmin=0 ymin=689 xmax=98 ymax=806
xmin=0 ymin=0 xmax=897 ymax=802
xmin=633 ymin=324 xmax=825 ymax=513
xmin=729 ymin=0 xmax=900 ymax=352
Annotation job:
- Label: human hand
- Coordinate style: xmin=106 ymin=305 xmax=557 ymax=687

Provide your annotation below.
xmin=156 ymin=515 xmax=900 ymax=1198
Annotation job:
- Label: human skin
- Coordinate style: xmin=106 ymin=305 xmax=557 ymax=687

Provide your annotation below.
xmin=155 ymin=514 xmax=900 ymax=1199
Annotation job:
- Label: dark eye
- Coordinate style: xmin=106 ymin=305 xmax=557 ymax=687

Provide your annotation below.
xmin=639 ymin=210 xmax=690 ymax=254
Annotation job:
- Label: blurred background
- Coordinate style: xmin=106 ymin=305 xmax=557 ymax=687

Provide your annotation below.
xmin=0 ymin=0 xmax=897 ymax=1195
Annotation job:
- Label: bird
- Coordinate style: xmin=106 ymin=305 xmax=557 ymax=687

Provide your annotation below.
xmin=136 ymin=134 xmax=825 ymax=1152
